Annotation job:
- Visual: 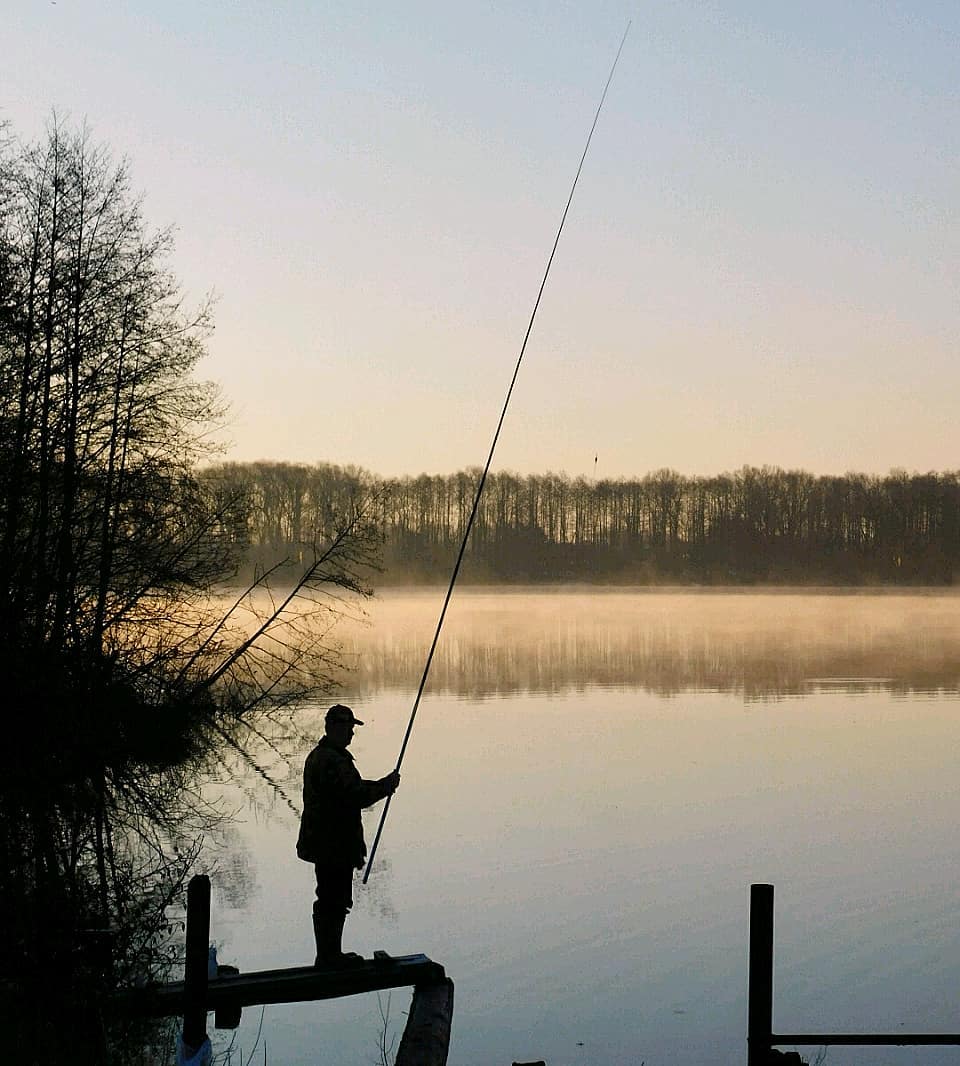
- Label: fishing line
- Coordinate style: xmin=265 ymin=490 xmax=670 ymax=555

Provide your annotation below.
xmin=363 ymin=21 xmax=631 ymax=883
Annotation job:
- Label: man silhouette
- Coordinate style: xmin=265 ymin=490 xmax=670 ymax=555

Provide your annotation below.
xmin=296 ymin=704 xmax=400 ymax=966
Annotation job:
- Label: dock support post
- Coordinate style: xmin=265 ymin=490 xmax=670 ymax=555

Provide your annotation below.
xmin=182 ymin=874 xmax=211 ymax=1056
xmin=748 ymin=883 xmax=774 ymax=1066
xmin=395 ymin=978 xmax=455 ymax=1066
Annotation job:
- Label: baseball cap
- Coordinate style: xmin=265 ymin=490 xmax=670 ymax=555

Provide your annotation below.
xmin=325 ymin=703 xmax=364 ymax=726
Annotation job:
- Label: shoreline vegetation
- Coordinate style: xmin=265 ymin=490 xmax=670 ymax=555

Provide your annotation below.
xmin=0 ymin=121 xmax=379 ymax=1063
xmin=205 ymin=460 xmax=960 ymax=587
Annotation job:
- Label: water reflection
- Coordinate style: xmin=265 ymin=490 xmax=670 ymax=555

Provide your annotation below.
xmin=205 ymin=589 xmax=960 ymax=1066
xmin=333 ymin=588 xmax=960 ymax=699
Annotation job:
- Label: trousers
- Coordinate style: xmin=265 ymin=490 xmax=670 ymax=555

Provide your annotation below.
xmin=313 ymin=862 xmax=354 ymax=913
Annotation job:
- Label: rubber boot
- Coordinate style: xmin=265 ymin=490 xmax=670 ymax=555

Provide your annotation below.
xmin=311 ymin=901 xmax=327 ymax=967
xmin=313 ymin=904 xmax=362 ymax=968
xmin=329 ymin=909 xmax=363 ymax=966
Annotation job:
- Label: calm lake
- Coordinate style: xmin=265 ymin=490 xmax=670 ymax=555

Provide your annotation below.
xmin=204 ymin=588 xmax=960 ymax=1066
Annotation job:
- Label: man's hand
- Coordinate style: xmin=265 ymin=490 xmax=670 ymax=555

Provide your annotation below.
xmin=382 ymin=770 xmax=400 ymax=794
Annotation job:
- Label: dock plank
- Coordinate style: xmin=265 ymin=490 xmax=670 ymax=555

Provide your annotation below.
xmin=117 ymin=954 xmax=446 ymax=1016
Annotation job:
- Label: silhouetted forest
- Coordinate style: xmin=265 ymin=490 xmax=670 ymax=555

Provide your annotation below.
xmin=206 ymin=461 xmax=960 ymax=585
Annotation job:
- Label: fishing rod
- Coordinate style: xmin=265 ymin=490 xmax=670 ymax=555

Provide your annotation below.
xmin=363 ymin=21 xmax=631 ymax=884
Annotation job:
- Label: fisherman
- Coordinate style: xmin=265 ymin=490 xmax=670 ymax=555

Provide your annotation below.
xmin=296 ymin=704 xmax=400 ymax=966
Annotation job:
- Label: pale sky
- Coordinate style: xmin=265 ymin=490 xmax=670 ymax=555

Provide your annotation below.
xmin=6 ymin=2 xmax=960 ymax=478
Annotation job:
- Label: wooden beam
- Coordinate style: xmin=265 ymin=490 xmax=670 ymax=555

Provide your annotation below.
xmin=116 ymin=955 xmax=446 ymax=1017
xmin=182 ymin=875 xmax=210 ymax=1053
xmin=395 ymin=977 xmax=454 ymax=1066
xmin=748 ymin=884 xmax=775 ymax=1066
xmin=774 ymin=1033 xmax=960 ymax=1046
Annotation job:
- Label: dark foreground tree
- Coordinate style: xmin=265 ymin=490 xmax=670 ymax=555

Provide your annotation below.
xmin=0 ymin=119 xmax=381 ymax=1063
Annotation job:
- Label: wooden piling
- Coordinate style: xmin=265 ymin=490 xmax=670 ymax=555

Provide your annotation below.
xmin=395 ymin=977 xmax=455 ymax=1066
xmin=182 ymin=874 xmax=211 ymax=1055
xmin=748 ymin=883 xmax=774 ymax=1066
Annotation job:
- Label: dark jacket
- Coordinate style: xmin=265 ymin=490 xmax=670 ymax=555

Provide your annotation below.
xmin=296 ymin=736 xmax=390 ymax=868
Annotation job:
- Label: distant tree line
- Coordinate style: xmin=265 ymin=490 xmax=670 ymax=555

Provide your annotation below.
xmin=205 ymin=462 xmax=960 ymax=585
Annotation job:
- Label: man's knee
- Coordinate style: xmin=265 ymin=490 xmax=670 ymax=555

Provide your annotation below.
xmin=313 ymin=899 xmax=348 ymax=920
xmin=313 ymin=864 xmax=354 ymax=911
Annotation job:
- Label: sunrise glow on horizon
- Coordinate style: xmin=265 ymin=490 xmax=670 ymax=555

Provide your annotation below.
xmin=7 ymin=2 xmax=960 ymax=479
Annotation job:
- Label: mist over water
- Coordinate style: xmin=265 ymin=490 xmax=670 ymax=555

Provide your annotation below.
xmin=337 ymin=587 xmax=960 ymax=698
xmin=205 ymin=589 xmax=960 ymax=1066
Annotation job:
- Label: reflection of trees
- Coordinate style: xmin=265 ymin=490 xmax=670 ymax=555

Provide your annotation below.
xmin=209 ymin=824 xmax=258 ymax=913
xmin=330 ymin=592 xmax=960 ymax=700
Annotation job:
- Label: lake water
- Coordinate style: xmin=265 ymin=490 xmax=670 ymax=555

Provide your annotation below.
xmin=203 ymin=588 xmax=960 ymax=1065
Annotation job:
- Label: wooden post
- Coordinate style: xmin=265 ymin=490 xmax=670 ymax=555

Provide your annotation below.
xmin=748 ymin=883 xmax=774 ymax=1066
xmin=182 ymin=874 xmax=211 ymax=1055
xmin=395 ymin=978 xmax=455 ymax=1066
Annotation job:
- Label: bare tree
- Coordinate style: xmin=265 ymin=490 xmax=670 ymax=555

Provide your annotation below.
xmin=0 ymin=118 xmax=382 ymax=1063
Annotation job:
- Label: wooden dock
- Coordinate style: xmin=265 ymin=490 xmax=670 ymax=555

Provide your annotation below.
xmin=114 ymin=877 xmax=454 ymax=1065
xmin=118 ymin=953 xmax=447 ymax=1016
